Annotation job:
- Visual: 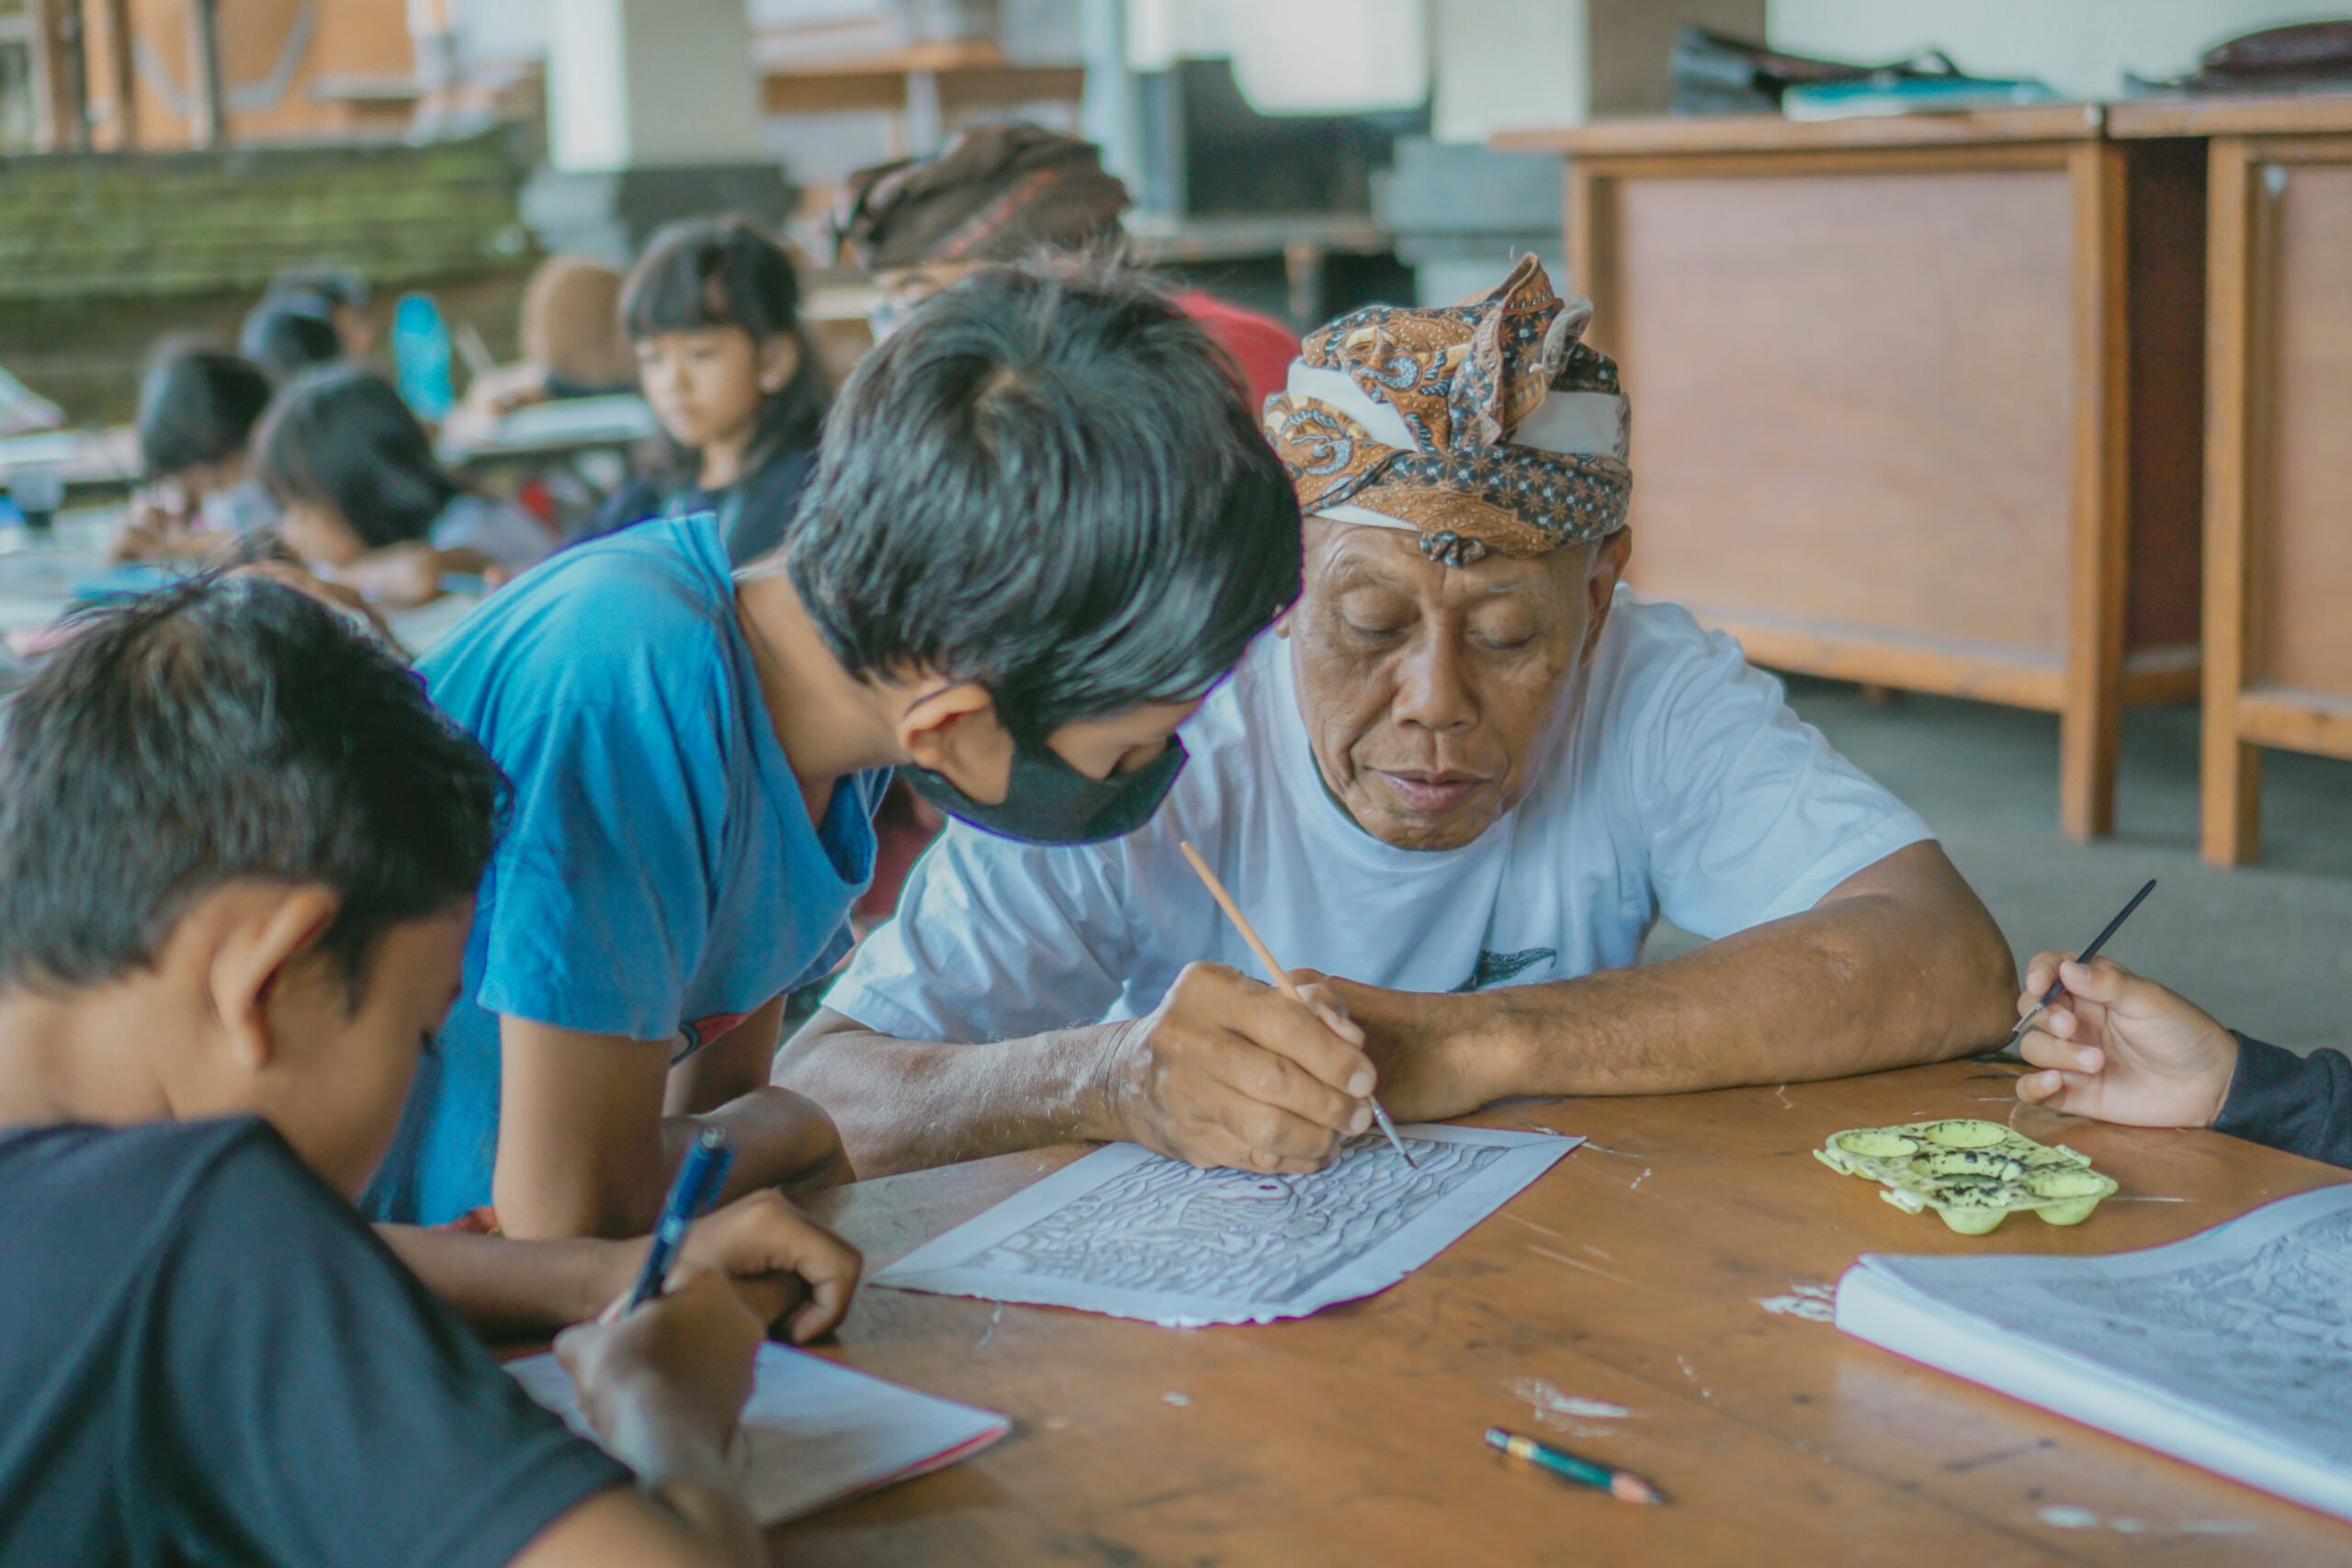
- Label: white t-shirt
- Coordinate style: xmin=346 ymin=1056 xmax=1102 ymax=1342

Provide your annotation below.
xmin=830 ymin=591 xmax=1933 ymax=1043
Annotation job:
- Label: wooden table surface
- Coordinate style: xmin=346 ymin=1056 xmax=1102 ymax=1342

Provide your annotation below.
xmin=784 ymin=1060 xmax=2351 ymax=1566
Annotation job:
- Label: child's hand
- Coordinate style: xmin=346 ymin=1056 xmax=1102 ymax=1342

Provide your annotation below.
xmin=339 ymin=543 xmax=445 ymax=608
xmin=2014 ymin=953 xmax=2238 ymax=1129
xmin=556 ymin=1267 xmax=761 ymax=1462
xmin=605 ymin=1190 xmax=861 ymax=1346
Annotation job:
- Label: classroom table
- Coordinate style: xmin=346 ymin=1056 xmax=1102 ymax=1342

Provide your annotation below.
xmin=1490 ymin=107 xmax=2208 ymax=844
xmin=2108 ymin=96 xmax=2352 ymax=867
xmin=785 ymin=1058 xmax=2350 ymax=1565
xmin=0 ymin=513 xmax=480 ymax=670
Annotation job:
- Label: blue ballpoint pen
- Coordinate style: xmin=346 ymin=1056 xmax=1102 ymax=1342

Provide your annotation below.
xmin=623 ymin=1126 xmax=735 ymax=1314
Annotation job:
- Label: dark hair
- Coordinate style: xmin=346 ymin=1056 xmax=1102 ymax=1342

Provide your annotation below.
xmin=784 ymin=262 xmax=1302 ymax=743
xmin=136 ymin=346 xmax=273 ymax=481
xmin=268 ymin=265 xmax=370 ymax=313
xmin=0 ymin=575 xmax=504 ymax=997
xmin=253 ymin=368 xmax=463 ymax=549
xmin=622 ymin=215 xmax=829 ymax=480
xmin=240 ymin=295 xmax=345 ymax=384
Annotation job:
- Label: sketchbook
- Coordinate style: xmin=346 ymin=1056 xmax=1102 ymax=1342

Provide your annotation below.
xmin=506 ymin=1343 xmax=1009 ymax=1525
xmin=1835 ymin=1182 xmax=2352 ymax=1521
xmin=872 ymin=1124 xmax=1579 ymax=1327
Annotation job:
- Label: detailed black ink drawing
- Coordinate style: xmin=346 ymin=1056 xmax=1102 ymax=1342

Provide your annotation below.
xmin=1931 ymin=1206 xmax=2352 ymax=1457
xmin=965 ymin=1136 xmax=1511 ymax=1303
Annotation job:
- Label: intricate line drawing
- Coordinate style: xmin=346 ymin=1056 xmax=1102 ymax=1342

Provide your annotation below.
xmin=873 ymin=1127 xmax=1578 ymax=1324
xmin=961 ymin=1136 xmax=1511 ymax=1304
xmin=1938 ymin=1206 xmax=2352 ymax=1456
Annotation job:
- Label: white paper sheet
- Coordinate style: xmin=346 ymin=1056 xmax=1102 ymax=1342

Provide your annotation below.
xmin=871 ymin=1125 xmax=1581 ymax=1326
xmin=1837 ymin=1183 xmax=2352 ymax=1521
xmin=505 ymin=1343 xmax=1009 ymax=1525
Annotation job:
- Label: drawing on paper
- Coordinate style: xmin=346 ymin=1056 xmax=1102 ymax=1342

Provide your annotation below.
xmin=1939 ymin=1203 xmax=2352 ymax=1455
xmin=968 ymin=1135 xmax=1509 ymax=1303
xmin=870 ymin=1125 xmax=1580 ymax=1325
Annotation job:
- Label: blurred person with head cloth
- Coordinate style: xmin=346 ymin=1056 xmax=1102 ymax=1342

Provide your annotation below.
xmin=832 ymin=123 xmax=1302 ymax=408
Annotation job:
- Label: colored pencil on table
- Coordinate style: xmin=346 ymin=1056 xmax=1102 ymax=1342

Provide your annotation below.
xmin=1176 ymin=839 xmax=1417 ymax=1168
xmin=1485 ymin=1427 xmax=1665 ymax=1506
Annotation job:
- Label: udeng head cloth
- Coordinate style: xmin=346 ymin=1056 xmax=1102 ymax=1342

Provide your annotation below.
xmin=1262 ymin=255 xmax=1631 ymax=568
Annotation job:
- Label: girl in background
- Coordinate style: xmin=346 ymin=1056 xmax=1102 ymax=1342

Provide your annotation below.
xmin=254 ymin=367 xmax=552 ymax=607
xmin=108 ymin=345 xmax=277 ymax=562
xmin=580 ymin=216 xmax=829 ymax=566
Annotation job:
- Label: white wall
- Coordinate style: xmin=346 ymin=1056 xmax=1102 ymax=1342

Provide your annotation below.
xmin=1769 ymin=1 xmax=2335 ymax=99
xmin=547 ymin=0 xmax=767 ymax=171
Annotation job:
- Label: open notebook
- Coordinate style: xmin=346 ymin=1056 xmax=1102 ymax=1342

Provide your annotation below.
xmin=1836 ymin=1183 xmax=2352 ymax=1521
xmin=507 ymin=1344 xmax=1009 ymax=1526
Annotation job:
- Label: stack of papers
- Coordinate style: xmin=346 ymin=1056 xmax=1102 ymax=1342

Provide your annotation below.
xmin=1837 ymin=1184 xmax=2352 ymax=1520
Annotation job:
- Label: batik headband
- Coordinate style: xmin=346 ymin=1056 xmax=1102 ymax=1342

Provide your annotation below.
xmin=1261 ymin=256 xmax=1632 ymax=567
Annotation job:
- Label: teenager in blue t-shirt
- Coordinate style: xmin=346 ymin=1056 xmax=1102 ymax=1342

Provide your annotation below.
xmin=366 ymin=262 xmax=1311 ymax=1237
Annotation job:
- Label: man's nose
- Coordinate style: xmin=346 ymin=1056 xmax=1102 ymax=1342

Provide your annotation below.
xmin=1393 ymin=637 xmax=1477 ymax=732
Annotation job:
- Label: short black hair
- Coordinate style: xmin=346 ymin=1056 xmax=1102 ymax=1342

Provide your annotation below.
xmin=0 ymin=575 xmax=503 ymax=998
xmin=136 ymin=346 xmax=273 ymax=481
xmin=240 ymin=295 xmax=345 ymax=384
xmin=783 ymin=262 xmax=1303 ymax=742
xmin=253 ymin=367 xmax=463 ymax=549
xmin=268 ymin=265 xmax=369 ymax=312
xmin=623 ymin=215 xmax=829 ymax=479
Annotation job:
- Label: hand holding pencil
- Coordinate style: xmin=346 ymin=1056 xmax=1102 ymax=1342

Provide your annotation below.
xmin=1079 ymin=849 xmax=1388 ymax=1176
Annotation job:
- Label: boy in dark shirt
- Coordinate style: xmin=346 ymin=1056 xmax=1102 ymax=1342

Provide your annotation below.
xmin=2014 ymin=952 xmax=2349 ymax=1168
xmin=0 ymin=576 xmax=854 ymax=1567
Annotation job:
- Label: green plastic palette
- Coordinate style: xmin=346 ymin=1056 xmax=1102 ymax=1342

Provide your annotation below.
xmin=1814 ymin=1118 xmax=2117 ymax=1235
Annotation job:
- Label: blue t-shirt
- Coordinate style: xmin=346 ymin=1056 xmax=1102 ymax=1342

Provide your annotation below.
xmin=362 ymin=514 xmax=885 ymax=1224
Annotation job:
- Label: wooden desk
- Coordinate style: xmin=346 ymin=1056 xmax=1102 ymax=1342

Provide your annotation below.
xmin=1493 ymin=109 xmax=2207 ymax=841
xmin=786 ymin=1061 xmax=2349 ymax=1564
xmin=2112 ymin=96 xmax=2352 ymax=865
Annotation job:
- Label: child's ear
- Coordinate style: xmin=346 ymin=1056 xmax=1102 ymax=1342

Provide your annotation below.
xmin=209 ymin=886 xmax=341 ymax=1073
xmin=756 ymin=333 xmax=800 ymax=394
xmin=896 ymin=682 xmax=998 ymax=775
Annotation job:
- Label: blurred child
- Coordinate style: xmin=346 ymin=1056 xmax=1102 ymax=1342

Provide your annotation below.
xmin=254 ymin=367 xmax=553 ymax=606
xmin=579 ymin=217 xmax=829 ymax=567
xmin=2015 ymin=953 xmax=2349 ymax=1168
xmin=240 ymin=293 xmax=345 ymax=385
xmin=107 ymin=345 xmax=277 ymax=562
xmin=265 ymin=265 xmax=376 ymax=358
xmin=0 ymin=575 xmax=854 ymax=1567
xmin=458 ymin=254 xmax=639 ymax=426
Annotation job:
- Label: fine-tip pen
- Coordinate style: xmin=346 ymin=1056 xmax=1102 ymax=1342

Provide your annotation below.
xmin=620 ymin=1126 xmax=735 ymax=1315
xmin=2008 ymin=877 xmax=2158 ymax=1046
xmin=1485 ymin=1427 xmax=1665 ymax=1506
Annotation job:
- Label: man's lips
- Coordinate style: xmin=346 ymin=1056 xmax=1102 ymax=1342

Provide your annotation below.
xmin=1374 ymin=769 xmax=1493 ymax=813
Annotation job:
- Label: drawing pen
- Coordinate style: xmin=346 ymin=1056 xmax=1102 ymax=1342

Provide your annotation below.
xmin=622 ymin=1127 xmax=734 ymax=1314
xmin=1485 ymin=1427 xmax=1664 ymax=1506
xmin=2008 ymin=878 xmax=2158 ymax=1046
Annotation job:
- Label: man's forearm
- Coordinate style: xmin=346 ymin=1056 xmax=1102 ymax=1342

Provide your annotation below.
xmin=1463 ymin=885 xmax=2015 ymax=1100
xmin=774 ymin=1018 xmax=1122 ymax=1178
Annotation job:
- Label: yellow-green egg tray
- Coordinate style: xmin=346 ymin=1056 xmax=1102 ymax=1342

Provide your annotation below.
xmin=1814 ymin=1119 xmax=2117 ymax=1235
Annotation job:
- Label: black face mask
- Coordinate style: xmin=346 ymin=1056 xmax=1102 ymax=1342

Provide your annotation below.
xmin=903 ymin=735 xmax=1189 ymax=846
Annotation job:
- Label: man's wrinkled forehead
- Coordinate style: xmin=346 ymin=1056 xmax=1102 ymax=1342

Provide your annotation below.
xmin=1305 ymin=514 xmax=1586 ymax=604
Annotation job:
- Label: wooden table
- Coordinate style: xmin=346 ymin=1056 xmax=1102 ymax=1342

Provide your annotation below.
xmin=2110 ymin=96 xmax=2352 ymax=866
xmin=784 ymin=1060 xmax=2349 ymax=1564
xmin=1492 ymin=108 xmax=2208 ymax=842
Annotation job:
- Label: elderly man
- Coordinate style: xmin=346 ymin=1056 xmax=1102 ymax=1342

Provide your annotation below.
xmin=776 ymin=259 xmax=2016 ymax=1178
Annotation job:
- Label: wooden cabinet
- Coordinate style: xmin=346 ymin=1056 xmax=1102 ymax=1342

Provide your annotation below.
xmin=2114 ymin=97 xmax=2352 ymax=865
xmin=1498 ymin=108 xmax=2207 ymax=840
